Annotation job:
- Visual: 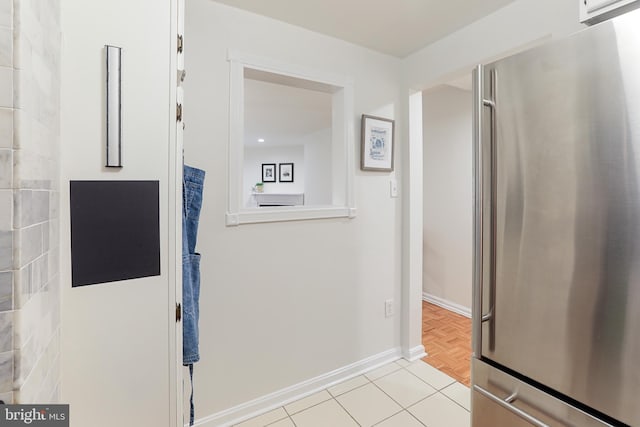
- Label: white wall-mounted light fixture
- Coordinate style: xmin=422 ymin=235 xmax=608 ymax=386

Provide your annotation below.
xmin=106 ymin=45 xmax=123 ymax=168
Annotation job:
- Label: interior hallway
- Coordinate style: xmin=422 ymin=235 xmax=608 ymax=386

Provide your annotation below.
xmin=421 ymin=302 xmax=472 ymax=386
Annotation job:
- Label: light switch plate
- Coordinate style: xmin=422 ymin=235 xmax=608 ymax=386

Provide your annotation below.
xmin=390 ymin=179 xmax=398 ymax=198
xmin=385 ymin=299 xmax=394 ymax=317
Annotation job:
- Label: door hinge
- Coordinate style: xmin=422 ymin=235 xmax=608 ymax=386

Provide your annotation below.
xmin=176 ymin=103 xmax=183 ymax=122
xmin=176 ymin=303 xmax=182 ymax=322
xmin=177 ymin=34 xmax=184 ymax=54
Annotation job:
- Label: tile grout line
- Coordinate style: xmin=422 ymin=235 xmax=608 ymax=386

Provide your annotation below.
xmin=282 ymin=405 xmax=292 ymax=418
xmin=284 ymin=373 xmax=379 ymax=423
xmin=369 ymin=409 xmax=406 ymax=427
xmin=363 ymin=362 xmax=403 ymax=382
xmin=369 ymin=376 xmax=411 ymax=409
xmin=403 ymin=364 xmax=457 ymax=392
xmin=405 ymin=408 xmax=429 ymax=427
xmin=284 ymin=392 xmax=333 ymax=417
xmin=325 ymin=374 xmax=375 ymax=425
xmin=343 ymin=366 xmax=429 ymax=426
xmin=281 ymin=405 xmax=299 ymax=427
xmin=339 ymin=363 xmax=449 ymax=425
xmin=397 ymin=366 xmax=451 ymax=414
xmin=234 ymin=406 xmax=289 ymax=427
xmin=262 ymin=412 xmax=294 ymax=427
xmin=438 ymin=389 xmax=471 ymax=413
xmin=328 ymin=379 xmax=371 ymax=399
xmin=400 ymin=387 xmax=471 ymax=425
xmin=332 ymin=395 xmax=362 ymax=427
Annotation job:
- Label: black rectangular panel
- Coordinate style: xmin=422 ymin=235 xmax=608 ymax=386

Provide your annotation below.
xmin=70 ymin=181 xmax=160 ymax=287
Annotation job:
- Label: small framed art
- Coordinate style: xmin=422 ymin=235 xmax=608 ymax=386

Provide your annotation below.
xmin=361 ymin=114 xmax=395 ymax=172
xmin=279 ymin=163 xmax=294 ymax=182
xmin=262 ymin=163 xmax=276 ymax=182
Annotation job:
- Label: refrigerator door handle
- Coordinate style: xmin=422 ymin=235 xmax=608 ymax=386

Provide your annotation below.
xmin=473 ymin=65 xmax=497 ymax=357
xmin=473 ymin=65 xmax=484 ymax=357
xmin=474 ymin=385 xmax=550 ymax=427
xmin=484 ymin=68 xmax=497 ymax=328
xmin=481 ymin=307 xmax=494 ymax=322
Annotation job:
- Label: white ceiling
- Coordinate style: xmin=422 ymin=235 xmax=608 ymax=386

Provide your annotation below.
xmin=212 ymin=0 xmax=516 ymax=57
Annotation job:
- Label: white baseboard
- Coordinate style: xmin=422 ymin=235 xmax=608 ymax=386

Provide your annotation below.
xmin=422 ymin=292 xmax=472 ymax=318
xmin=193 ymin=347 xmax=403 ymax=427
xmin=402 ymin=345 xmax=427 ymax=361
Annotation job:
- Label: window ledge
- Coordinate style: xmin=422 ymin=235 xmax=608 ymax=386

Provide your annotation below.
xmin=226 ymin=206 xmax=357 ymax=226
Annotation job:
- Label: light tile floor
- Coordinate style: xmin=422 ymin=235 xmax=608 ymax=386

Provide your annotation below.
xmin=234 ymin=360 xmax=470 ymax=427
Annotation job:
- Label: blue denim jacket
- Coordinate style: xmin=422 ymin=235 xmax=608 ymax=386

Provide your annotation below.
xmin=183 ymin=165 xmax=205 ymax=365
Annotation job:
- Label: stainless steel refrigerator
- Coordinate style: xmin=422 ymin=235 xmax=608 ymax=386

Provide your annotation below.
xmin=471 ymin=8 xmax=640 ymax=427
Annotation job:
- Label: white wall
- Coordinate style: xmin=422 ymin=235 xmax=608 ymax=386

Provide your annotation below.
xmin=185 ymin=0 xmax=404 ymax=422
xmin=303 ymin=129 xmax=332 ymax=206
xmin=243 ymin=145 xmax=305 ymax=206
xmin=422 ymin=86 xmax=472 ymax=310
xmin=403 ymin=0 xmax=583 ymax=91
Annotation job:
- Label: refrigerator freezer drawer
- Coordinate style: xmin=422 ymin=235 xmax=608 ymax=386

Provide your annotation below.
xmin=472 ymin=359 xmax=616 ymax=427
xmin=473 ymin=389 xmax=543 ymax=427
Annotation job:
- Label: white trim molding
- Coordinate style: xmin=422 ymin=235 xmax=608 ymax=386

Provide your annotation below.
xmin=401 ymin=90 xmax=425 ymax=365
xmin=225 ymin=206 xmax=352 ymax=226
xmin=193 ymin=348 xmax=403 ymax=427
xmin=226 ymin=49 xmax=356 ymax=226
xmin=402 ymin=345 xmax=427 ymax=362
xmin=422 ymin=292 xmax=472 ymax=318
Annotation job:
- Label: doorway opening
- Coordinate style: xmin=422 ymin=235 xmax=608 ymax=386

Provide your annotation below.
xmin=420 ymin=78 xmax=473 ymax=386
xmin=410 ymin=37 xmax=553 ymax=390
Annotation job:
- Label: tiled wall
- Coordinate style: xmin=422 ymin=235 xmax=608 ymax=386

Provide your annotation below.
xmin=0 ymin=0 xmax=15 ymax=404
xmin=0 ymin=0 xmax=60 ymax=404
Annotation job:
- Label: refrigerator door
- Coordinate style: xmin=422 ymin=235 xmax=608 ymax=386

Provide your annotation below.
xmin=476 ymin=8 xmax=640 ymax=427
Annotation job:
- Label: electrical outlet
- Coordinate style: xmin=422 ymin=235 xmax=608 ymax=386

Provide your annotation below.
xmin=385 ymin=299 xmax=394 ymax=318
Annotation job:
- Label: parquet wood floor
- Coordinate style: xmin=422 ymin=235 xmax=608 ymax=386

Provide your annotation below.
xmin=421 ymin=301 xmax=472 ymax=386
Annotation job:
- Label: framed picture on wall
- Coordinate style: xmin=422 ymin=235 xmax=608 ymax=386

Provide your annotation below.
xmin=361 ymin=114 xmax=395 ymax=172
xmin=262 ymin=163 xmax=276 ymax=182
xmin=279 ymin=163 xmax=294 ymax=182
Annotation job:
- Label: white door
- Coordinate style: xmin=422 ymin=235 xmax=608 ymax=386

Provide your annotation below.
xmin=59 ymin=0 xmax=181 ymax=426
xmin=176 ymin=0 xmax=186 ymax=424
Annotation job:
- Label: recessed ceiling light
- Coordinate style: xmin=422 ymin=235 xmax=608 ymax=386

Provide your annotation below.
xmin=258 ymin=138 xmax=265 ymax=143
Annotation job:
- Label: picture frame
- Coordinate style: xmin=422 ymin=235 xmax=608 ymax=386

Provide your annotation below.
xmin=361 ymin=114 xmax=395 ymax=172
xmin=279 ymin=163 xmax=294 ymax=183
xmin=262 ymin=163 xmax=276 ymax=182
